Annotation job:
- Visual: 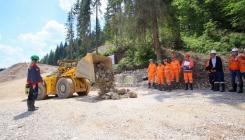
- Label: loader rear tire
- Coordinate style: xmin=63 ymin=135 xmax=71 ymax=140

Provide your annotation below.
xmin=77 ymin=80 xmax=91 ymax=96
xmin=37 ymin=83 xmax=48 ymax=100
xmin=56 ymin=78 xmax=74 ymax=98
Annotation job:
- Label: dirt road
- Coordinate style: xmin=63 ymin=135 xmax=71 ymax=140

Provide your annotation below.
xmin=0 ymin=76 xmax=245 ymax=139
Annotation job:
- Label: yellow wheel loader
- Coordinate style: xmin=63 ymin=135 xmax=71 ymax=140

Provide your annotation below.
xmin=35 ymin=53 xmax=113 ymax=100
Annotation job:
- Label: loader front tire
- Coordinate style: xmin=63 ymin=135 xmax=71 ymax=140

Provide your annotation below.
xmin=37 ymin=83 xmax=48 ymax=100
xmin=77 ymin=80 xmax=91 ymax=96
xmin=56 ymin=78 xmax=74 ymax=98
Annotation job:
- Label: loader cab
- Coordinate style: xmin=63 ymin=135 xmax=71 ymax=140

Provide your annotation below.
xmin=57 ymin=60 xmax=77 ymax=74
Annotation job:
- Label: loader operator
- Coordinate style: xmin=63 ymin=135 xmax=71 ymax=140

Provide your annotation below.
xmin=228 ymin=48 xmax=243 ymax=93
xmin=170 ymin=55 xmax=181 ymax=89
xmin=26 ymin=55 xmax=43 ymax=111
xmin=147 ymin=59 xmax=157 ymax=89
xmin=163 ymin=59 xmax=173 ymax=92
xmin=181 ymin=54 xmax=194 ymax=90
xmin=156 ymin=60 xmax=165 ymax=91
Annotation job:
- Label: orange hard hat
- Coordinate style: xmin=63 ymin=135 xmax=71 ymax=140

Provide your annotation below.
xmin=172 ymin=55 xmax=176 ymax=58
xmin=185 ymin=54 xmax=190 ymax=57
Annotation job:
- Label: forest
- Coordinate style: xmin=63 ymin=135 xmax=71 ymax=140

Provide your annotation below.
xmin=40 ymin=0 xmax=245 ymax=69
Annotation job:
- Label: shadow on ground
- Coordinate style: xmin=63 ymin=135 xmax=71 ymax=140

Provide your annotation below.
xmin=13 ymin=111 xmax=34 ymax=120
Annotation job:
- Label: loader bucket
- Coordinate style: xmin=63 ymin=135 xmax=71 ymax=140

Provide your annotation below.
xmin=76 ymin=53 xmax=113 ymax=81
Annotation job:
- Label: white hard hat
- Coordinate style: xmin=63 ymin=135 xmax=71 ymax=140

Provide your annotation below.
xmin=232 ymin=48 xmax=238 ymax=51
xmin=210 ymin=50 xmax=216 ymax=53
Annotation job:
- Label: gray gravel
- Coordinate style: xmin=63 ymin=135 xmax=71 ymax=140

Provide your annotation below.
xmin=1 ymin=84 xmax=245 ymax=140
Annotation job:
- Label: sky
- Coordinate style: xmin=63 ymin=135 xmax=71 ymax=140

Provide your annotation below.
xmin=0 ymin=0 xmax=107 ymax=68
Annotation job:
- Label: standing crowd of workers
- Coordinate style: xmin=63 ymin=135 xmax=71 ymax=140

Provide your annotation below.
xmin=147 ymin=53 xmax=194 ymax=92
xmin=147 ymin=48 xmax=245 ymax=94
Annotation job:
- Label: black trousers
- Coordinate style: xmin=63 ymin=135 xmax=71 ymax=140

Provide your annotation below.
xmin=27 ymin=83 xmax=38 ymax=100
xmin=208 ymin=73 xmax=214 ymax=84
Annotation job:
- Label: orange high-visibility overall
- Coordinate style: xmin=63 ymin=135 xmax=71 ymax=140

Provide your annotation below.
xmin=157 ymin=64 xmax=165 ymax=84
xmin=238 ymin=56 xmax=245 ymax=73
xmin=171 ymin=60 xmax=180 ymax=82
xmin=229 ymin=56 xmax=240 ymax=71
xmin=181 ymin=60 xmax=194 ymax=83
xmin=147 ymin=63 xmax=157 ymax=82
xmin=164 ymin=63 xmax=173 ymax=85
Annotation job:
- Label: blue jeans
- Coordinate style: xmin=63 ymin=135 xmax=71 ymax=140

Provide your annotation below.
xmin=212 ymin=71 xmax=225 ymax=83
xmin=230 ymin=70 xmax=243 ymax=85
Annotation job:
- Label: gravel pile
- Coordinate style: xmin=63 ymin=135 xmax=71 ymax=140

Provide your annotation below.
xmin=0 ymin=63 xmax=57 ymax=83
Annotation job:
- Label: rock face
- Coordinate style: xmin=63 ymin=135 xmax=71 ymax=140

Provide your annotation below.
xmin=94 ymin=63 xmax=138 ymax=100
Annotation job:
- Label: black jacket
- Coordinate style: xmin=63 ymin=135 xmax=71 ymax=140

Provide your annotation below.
xmin=206 ymin=56 xmax=223 ymax=72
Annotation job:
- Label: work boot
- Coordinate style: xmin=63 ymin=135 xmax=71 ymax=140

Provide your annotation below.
xmin=32 ymin=100 xmax=38 ymax=110
xmin=154 ymin=83 xmax=158 ymax=89
xmin=237 ymin=84 xmax=243 ymax=93
xmin=185 ymin=83 xmax=188 ymax=90
xmin=214 ymin=83 xmax=220 ymax=91
xmin=153 ymin=83 xmax=156 ymax=89
xmin=190 ymin=83 xmax=193 ymax=90
xmin=159 ymin=84 xmax=163 ymax=91
xmin=167 ymin=85 xmax=172 ymax=92
xmin=163 ymin=84 xmax=167 ymax=91
xmin=228 ymin=83 xmax=237 ymax=92
xmin=211 ymin=82 xmax=214 ymax=90
xmin=176 ymin=82 xmax=180 ymax=89
xmin=27 ymin=100 xmax=34 ymax=111
xmin=220 ymin=83 xmax=225 ymax=92
xmin=171 ymin=82 xmax=175 ymax=89
xmin=148 ymin=82 xmax=151 ymax=89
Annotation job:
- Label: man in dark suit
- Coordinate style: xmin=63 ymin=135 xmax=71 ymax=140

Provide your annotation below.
xmin=206 ymin=50 xmax=225 ymax=92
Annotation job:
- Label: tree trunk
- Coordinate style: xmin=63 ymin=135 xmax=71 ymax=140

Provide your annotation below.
xmin=152 ymin=0 xmax=161 ymax=61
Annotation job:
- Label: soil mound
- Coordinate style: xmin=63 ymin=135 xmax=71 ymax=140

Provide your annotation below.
xmin=0 ymin=63 xmax=58 ymax=83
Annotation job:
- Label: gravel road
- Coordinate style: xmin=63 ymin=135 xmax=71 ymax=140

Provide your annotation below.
xmin=0 ymin=77 xmax=245 ymax=140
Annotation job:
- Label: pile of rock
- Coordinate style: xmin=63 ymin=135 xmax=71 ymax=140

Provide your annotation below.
xmin=94 ymin=63 xmax=138 ymax=100
xmin=94 ymin=63 xmax=115 ymax=94
xmin=100 ymin=88 xmax=137 ymax=100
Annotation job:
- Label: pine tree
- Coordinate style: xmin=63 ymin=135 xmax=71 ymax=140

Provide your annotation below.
xmin=65 ymin=9 xmax=75 ymax=59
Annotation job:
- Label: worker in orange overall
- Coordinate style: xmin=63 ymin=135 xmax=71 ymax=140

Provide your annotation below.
xmin=163 ymin=59 xmax=173 ymax=92
xmin=170 ymin=55 xmax=181 ymax=89
xmin=156 ymin=60 xmax=165 ymax=91
xmin=238 ymin=48 xmax=245 ymax=93
xmin=147 ymin=59 xmax=157 ymax=89
xmin=228 ymin=48 xmax=243 ymax=93
xmin=181 ymin=54 xmax=194 ymax=90
xmin=205 ymin=59 xmax=214 ymax=90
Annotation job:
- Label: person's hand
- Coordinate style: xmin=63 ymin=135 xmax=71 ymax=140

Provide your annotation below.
xmin=33 ymin=85 xmax=36 ymax=89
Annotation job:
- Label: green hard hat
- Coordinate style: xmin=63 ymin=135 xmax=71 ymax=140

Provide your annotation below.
xmin=157 ymin=60 xmax=162 ymax=63
xmin=149 ymin=59 xmax=153 ymax=62
xmin=31 ymin=55 xmax=39 ymax=60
